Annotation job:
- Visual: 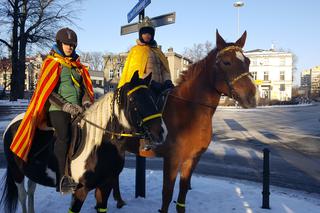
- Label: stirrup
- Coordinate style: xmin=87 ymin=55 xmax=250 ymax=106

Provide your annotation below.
xmin=59 ymin=175 xmax=77 ymax=195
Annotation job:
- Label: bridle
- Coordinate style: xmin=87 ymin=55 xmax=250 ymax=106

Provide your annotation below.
xmin=215 ymin=45 xmax=251 ymax=100
xmin=167 ymin=45 xmax=251 ymax=109
xmin=81 ymin=84 xmax=162 ymax=140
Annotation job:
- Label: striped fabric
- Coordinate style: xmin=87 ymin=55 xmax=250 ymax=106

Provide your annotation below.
xmin=10 ymin=55 xmax=94 ymax=161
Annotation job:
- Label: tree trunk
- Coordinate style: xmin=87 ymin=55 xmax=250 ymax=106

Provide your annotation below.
xmin=18 ymin=1 xmax=28 ymax=99
xmin=9 ymin=0 xmax=20 ymax=101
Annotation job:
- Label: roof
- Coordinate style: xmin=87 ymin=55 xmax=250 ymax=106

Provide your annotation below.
xmin=89 ymin=70 xmax=104 ymax=77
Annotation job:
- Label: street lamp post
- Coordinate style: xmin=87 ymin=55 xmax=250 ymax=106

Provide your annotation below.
xmin=233 ymin=1 xmax=244 ymax=37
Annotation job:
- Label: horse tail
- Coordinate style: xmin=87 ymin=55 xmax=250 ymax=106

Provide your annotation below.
xmin=0 ymin=166 xmax=18 ymax=213
xmin=0 ymin=117 xmax=23 ymax=213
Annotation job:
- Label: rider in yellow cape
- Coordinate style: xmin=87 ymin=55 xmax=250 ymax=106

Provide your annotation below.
xmin=118 ymin=17 xmax=174 ymax=149
xmin=118 ymin=17 xmax=172 ymax=88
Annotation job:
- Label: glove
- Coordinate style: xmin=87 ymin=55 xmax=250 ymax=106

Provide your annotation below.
xmin=163 ymin=80 xmax=174 ymax=90
xmin=62 ymin=103 xmax=84 ymax=116
xmin=150 ymin=80 xmax=163 ymax=93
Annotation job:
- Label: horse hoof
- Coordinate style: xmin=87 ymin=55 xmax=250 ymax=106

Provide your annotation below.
xmin=116 ymin=200 xmax=126 ymax=209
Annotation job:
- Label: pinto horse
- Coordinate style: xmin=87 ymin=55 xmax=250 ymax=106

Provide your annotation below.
xmin=110 ymin=30 xmax=257 ymax=213
xmin=0 ymin=71 xmax=166 ymax=213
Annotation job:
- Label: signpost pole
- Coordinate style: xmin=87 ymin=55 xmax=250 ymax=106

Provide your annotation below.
xmin=135 ymin=6 xmax=146 ymax=199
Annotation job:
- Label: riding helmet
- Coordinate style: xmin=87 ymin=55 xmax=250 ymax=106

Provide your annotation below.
xmin=138 ymin=17 xmax=155 ymax=42
xmin=56 ymin=27 xmax=78 ymax=47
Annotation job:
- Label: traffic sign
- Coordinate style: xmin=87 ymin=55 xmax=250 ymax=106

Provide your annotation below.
xmin=121 ymin=12 xmax=176 ymax=35
xmin=127 ymin=0 xmax=151 ymax=23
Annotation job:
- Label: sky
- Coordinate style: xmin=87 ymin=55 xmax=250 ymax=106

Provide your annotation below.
xmin=72 ymin=0 xmax=320 ymax=85
xmin=1 ymin=168 xmax=319 ymax=213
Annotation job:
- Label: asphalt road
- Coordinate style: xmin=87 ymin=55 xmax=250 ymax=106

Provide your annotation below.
xmin=0 ymin=103 xmax=319 ymax=194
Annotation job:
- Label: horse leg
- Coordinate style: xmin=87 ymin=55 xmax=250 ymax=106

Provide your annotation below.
xmin=176 ymin=157 xmax=200 ymax=213
xmin=95 ymin=184 xmax=112 ymax=213
xmin=69 ymin=186 xmax=89 ymax=213
xmin=27 ymin=179 xmax=36 ymax=213
xmin=159 ymin=156 xmax=180 ymax=213
xmin=186 ymin=156 xmax=200 ymax=190
xmin=15 ymin=180 xmax=27 ymax=213
xmin=112 ymin=177 xmax=126 ymax=208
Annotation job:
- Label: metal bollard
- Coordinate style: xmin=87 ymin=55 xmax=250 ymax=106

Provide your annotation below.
xmin=262 ymin=148 xmax=270 ymax=209
xmin=135 ymin=155 xmax=146 ymax=198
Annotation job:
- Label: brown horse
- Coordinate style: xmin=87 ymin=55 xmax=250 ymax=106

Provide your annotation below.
xmin=113 ymin=30 xmax=256 ymax=213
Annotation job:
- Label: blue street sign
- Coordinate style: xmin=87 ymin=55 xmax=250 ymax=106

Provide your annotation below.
xmin=127 ymin=0 xmax=151 ymax=23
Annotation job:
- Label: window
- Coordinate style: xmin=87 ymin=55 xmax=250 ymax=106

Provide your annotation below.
xmin=109 ymin=69 xmax=114 ymax=79
xmin=280 ymin=84 xmax=285 ymax=91
xmin=116 ymin=69 xmax=121 ymax=78
xmin=251 ymin=71 xmax=257 ymax=80
xmin=251 ymin=58 xmax=257 ymax=66
xmin=263 ymin=71 xmax=269 ymax=81
xmin=262 ymin=57 xmax=269 ymax=65
xmin=280 ymin=71 xmax=285 ymax=81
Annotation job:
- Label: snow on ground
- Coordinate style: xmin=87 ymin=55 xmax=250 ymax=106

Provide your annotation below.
xmin=217 ymin=103 xmax=314 ymax=111
xmin=0 ymin=169 xmax=319 ymax=213
xmin=0 ymin=99 xmax=29 ymax=106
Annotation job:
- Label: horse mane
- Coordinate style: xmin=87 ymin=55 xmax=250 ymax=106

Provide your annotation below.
xmin=177 ymin=48 xmax=218 ymax=86
xmin=81 ymin=92 xmax=115 ymax=146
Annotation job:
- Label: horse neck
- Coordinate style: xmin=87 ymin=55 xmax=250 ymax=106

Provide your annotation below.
xmin=176 ymin=49 xmax=221 ymax=109
xmin=81 ymin=93 xmax=115 ymax=149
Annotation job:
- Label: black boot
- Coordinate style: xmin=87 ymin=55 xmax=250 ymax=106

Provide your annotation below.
xmin=54 ymin=139 xmax=77 ymax=194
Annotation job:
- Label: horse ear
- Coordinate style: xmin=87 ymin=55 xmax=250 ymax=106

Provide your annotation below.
xmin=235 ymin=31 xmax=247 ymax=48
xmin=144 ymin=73 xmax=152 ymax=85
xmin=216 ymin=29 xmax=227 ymax=50
xmin=131 ymin=70 xmax=139 ymax=83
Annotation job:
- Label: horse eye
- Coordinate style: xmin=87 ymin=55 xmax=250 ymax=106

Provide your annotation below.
xmin=223 ymin=61 xmax=231 ymax=66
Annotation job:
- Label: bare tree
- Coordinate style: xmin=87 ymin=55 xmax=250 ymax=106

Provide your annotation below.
xmin=0 ymin=0 xmax=83 ymax=100
xmin=183 ymin=41 xmax=214 ymax=62
xmin=79 ymin=51 xmax=104 ymax=71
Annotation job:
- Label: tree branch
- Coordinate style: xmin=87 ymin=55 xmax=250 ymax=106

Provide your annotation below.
xmin=0 ymin=39 xmax=12 ymax=49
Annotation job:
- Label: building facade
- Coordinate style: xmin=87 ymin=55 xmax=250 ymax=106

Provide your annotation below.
xmin=0 ymin=54 xmax=43 ymax=92
xmin=103 ymin=48 xmax=192 ymax=92
xmin=245 ymin=49 xmax=293 ymax=101
xmin=309 ymin=66 xmax=320 ymax=97
xmin=165 ymin=47 xmax=193 ymax=85
xmin=300 ymin=69 xmax=311 ymax=96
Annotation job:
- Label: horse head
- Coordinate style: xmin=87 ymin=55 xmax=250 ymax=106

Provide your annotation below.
xmin=214 ymin=30 xmax=256 ymax=108
xmin=120 ymin=71 xmax=166 ymax=143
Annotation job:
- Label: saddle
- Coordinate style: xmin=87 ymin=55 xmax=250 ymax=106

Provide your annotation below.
xmin=64 ymin=115 xmax=86 ymax=176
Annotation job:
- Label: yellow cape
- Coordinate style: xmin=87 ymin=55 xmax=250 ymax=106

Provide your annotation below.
xmin=118 ymin=45 xmax=170 ymax=88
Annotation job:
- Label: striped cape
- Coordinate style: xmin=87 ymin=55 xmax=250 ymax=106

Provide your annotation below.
xmin=10 ymin=55 xmax=94 ymax=161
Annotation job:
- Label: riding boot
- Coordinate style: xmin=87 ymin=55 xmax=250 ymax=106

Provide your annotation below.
xmin=54 ymin=139 xmax=77 ymax=194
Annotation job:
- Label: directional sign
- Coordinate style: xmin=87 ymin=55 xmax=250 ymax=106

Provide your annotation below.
xmin=127 ymin=0 xmax=151 ymax=23
xmin=121 ymin=12 xmax=176 ymax=35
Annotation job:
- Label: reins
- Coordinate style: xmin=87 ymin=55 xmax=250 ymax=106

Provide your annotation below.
xmin=81 ymin=117 xmax=143 ymax=138
xmin=167 ymin=93 xmax=217 ymax=109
